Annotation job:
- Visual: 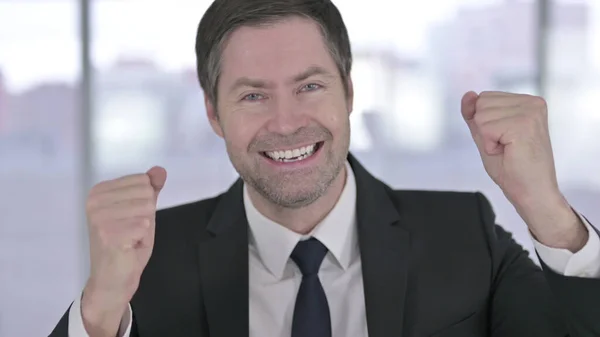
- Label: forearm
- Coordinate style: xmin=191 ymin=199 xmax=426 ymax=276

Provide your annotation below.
xmin=517 ymin=193 xmax=588 ymax=253
xmin=81 ymin=287 xmax=130 ymax=337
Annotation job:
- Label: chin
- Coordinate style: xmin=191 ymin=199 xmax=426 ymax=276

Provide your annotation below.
xmin=253 ymin=177 xmax=327 ymax=208
xmin=271 ymin=188 xmax=324 ymax=208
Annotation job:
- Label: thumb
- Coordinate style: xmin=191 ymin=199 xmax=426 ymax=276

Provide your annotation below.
xmin=461 ymin=91 xmax=479 ymax=129
xmin=461 ymin=91 xmax=489 ymax=155
xmin=146 ymin=166 xmax=167 ymax=200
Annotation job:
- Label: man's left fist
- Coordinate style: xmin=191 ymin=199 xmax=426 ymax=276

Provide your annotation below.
xmin=461 ymin=91 xmax=560 ymax=208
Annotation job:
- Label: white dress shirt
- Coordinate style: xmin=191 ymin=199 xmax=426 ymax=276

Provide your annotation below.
xmin=68 ymin=161 xmax=600 ymax=336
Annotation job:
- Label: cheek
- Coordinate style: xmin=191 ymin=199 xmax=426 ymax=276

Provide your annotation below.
xmin=306 ymin=94 xmax=348 ymax=131
xmin=221 ymin=111 xmax=265 ymax=151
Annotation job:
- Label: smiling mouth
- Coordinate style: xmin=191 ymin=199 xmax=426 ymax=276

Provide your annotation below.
xmin=261 ymin=141 xmax=324 ymax=163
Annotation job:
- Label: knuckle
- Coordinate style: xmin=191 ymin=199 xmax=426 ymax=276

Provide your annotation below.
xmin=473 ymin=111 xmax=486 ymax=128
xmin=521 ymin=114 xmax=536 ymax=128
xmin=86 ymin=197 xmax=100 ymax=213
xmin=93 ymin=180 xmax=108 ymax=190
xmin=530 ymin=95 xmax=547 ymax=109
xmin=120 ymin=174 xmax=144 ymax=186
xmin=479 ymin=120 xmax=496 ymax=135
xmin=86 ymin=191 xmax=98 ymax=205
xmin=143 ymin=199 xmax=156 ymax=214
xmin=141 ymin=185 xmax=155 ymax=199
xmin=137 ymin=173 xmax=151 ymax=186
xmin=127 ymin=185 xmax=153 ymax=200
xmin=113 ymin=173 xmax=148 ymax=188
xmin=475 ymin=97 xmax=487 ymax=112
xmin=88 ymin=183 xmax=104 ymax=197
xmin=132 ymin=199 xmax=155 ymax=216
xmin=100 ymin=179 xmax=118 ymax=189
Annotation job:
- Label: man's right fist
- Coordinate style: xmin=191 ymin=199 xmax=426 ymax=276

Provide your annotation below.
xmin=80 ymin=166 xmax=167 ymax=336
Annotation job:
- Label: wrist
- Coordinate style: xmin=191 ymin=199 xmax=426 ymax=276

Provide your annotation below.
xmin=81 ymin=283 xmax=130 ymax=337
xmin=521 ymin=195 xmax=588 ymax=252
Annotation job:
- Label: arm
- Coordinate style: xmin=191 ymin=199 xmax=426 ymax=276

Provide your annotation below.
xmin=48 ymin=296 xmax=133 ymax=337
xmin=48 ymin=167 xmax=167 ymax=337
xmin=536 ymin=218 xmax=600 ymax=336
xmin=476 ymin=193 xmax=600 ymax=337
xmin=534 ymin=215 xmax=600 ymax=278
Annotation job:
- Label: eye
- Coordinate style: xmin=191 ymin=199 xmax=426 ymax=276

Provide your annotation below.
xmin=242 ymin=93 xmax=265 ymax=101
xmin=300 ymin=83 xmax=322 ymax=92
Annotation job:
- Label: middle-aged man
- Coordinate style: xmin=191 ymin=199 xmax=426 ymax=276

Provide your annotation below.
xmin=50 ymin=0 xmax=600 ymax=336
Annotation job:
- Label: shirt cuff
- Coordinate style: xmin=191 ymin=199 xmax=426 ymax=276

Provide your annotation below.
xmin=533 ymin=213 xmax=600 ymax=278
xmin=67 ymin=292 xmax=133 ymax=337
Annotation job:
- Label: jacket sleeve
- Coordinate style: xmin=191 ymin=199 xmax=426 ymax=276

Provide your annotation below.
xmin=48 ymin=301 xmax=137 ymax=337
xmin=476 ymin=192 xmax=600 ymax=337
xmin=48 ymin=303 xmax=71 ymax=337
xmin=538 ymin=224 xmax=600 ymax=336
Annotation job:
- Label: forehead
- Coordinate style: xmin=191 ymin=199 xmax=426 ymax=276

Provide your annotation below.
xmin=219 ymin=16 xmax=338 ymax=83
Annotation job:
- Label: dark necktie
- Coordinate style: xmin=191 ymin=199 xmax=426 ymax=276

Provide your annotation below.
xmin=290 ymin=237 xmax=332 ymax=337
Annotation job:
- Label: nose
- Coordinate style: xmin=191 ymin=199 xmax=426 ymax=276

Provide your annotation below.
xmin=264 ymin=95 xmax=309 ymax=135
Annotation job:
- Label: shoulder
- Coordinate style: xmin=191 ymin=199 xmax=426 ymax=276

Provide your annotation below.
xmin=139 ymin=192 xmax=228 ymax=288
xmin=383 ymin=186 xmax=496 ymax=245
xmin=132 ymin=196 xmax=223 ymax=332
xmin=387 ymin=187 xmax=492 ymax=219
xmin=156 ymin=194 xmax=223 ymax=226
xmin=154 ymin=192 xmax=225 ymax=242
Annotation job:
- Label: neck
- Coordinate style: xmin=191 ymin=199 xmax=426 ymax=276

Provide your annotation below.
xmin=248 ymin=166 xmax=347 ymax=235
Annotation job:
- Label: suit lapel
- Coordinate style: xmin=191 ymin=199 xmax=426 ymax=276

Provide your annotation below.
xmin=349 ymin=155 xmax=411 ymax=337
xmin=197 ymin=179 xmax=249 ymax=337
xmin=195 ymin=155 xmax=410 ymax=337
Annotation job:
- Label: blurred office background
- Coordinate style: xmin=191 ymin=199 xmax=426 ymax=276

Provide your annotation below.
xmin=1 ymin=0 xmax=599 ymax=335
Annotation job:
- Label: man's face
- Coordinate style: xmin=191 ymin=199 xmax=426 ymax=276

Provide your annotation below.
xmin=206 ymin=16 xmax=353 ymax=208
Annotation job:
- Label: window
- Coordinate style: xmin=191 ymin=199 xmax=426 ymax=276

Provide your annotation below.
xmin=548 ymin=0 xmax=600 ymax=223
xmin=3 ymin=1 xmax=598 ymax=335
xmin=341 ymin=0 xmax=539 ymax=253
xmin=91 ymin=0 xmax=238 ymax=207
xmin=0 ymin=1 xmax=82 ymax=336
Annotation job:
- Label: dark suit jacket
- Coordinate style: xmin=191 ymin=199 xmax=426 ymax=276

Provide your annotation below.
xmin=50 ymin=155 xmax=600 ymax=337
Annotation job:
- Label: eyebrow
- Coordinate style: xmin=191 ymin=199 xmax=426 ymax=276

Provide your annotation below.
xmin=291 ymin=65 xmax=334 ymax=83
xmin=228 ymin=77 xmax=270 ymax=94
xmin=227 ymin=65 xmax=335 ymax=94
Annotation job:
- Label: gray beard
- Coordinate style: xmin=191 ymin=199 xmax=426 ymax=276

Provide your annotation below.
xmin=240 ymin=153 xmax=345 ymax=209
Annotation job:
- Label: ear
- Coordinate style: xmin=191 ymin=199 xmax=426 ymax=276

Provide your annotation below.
xmin=346 ymin=76 xmax=354 ymax=115
xmin=205 ymin=93 xmax=224 ymax=138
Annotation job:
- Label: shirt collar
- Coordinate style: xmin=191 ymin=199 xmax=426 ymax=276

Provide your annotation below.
xmin=244 ymin=161 xmax=358 ymax=279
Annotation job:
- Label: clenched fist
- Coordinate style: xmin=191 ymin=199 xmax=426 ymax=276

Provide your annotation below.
xmin=81 ymin=166 xmax=167 ymax=336
xmin=460 ymin=91 xmax=558 ymax=206
xmin=461 ymin=91 xmax=586 ymax=252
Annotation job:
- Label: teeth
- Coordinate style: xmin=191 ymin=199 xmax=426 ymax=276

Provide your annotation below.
xmin=265 ymin=143 xmax=318 ymax=162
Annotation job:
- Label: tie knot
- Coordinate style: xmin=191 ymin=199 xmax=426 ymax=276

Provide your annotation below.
xmin=291 ymin=238 xmax=328 ymax=276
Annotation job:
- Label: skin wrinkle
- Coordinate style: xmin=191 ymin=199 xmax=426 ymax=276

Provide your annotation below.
xmin=205 ymin=16 xmax=353 ymax=233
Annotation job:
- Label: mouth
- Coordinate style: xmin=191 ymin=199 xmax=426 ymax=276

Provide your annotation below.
xmin=261 ymin=141 xmax=324 ymax=163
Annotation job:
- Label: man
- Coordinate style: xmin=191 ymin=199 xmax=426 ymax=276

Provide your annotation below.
xmin=50 ymin=0 xmax=600 ymax=336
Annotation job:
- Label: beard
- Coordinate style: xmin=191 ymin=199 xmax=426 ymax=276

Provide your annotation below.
xmin=227 ymin=125 xmax=349 ymax=208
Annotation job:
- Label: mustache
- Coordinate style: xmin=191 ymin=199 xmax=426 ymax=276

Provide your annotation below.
xmin=249 ymin=126 xmax=332 ymax=152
